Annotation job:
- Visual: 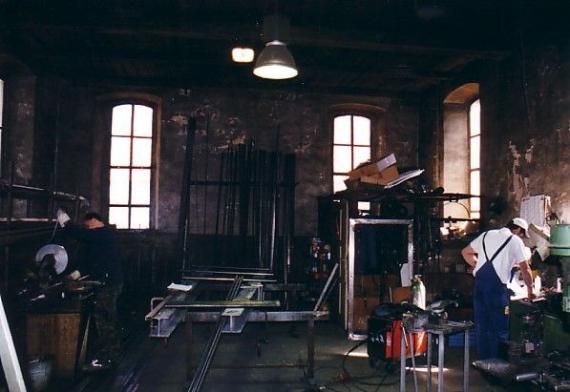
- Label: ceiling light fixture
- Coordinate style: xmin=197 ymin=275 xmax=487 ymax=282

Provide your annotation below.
xmin=232 ymin=46 xmax=255 ymax=63
xmin=253 ymin=14 xmax=298 ymax=80
xmin=253 ymin=40 xmax=297 ymax=79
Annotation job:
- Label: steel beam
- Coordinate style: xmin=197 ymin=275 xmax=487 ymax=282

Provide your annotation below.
xmin=182 ymin=275 xmax=277 ymax=283
xmin=186 ymin=311 xmax=328 ymax=323
xmin=166 ymin=300 xmax=280 ymax=309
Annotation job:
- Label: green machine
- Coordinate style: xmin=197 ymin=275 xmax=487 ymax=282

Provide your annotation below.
xmin=510 ymin=224 xmax=570 ymax=354
xmin=550 ymin=224 xmax=570 ymax=314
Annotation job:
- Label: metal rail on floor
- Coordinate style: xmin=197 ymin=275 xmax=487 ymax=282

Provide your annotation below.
xmin=187 ymin=275 xmax=243 ymax=392
xmin=185 ymin=310 xmax=327 ymax=388
xmin=146 ymin=272 xmax=328 ymax=392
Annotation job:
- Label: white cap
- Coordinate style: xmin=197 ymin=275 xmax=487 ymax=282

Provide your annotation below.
xmin=512 ymin=217 xmax=530 ymax=238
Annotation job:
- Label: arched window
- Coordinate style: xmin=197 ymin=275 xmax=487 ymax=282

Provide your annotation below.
xmin=333 ymin=114 xmax=371 ymax=192
xmin=443 ymin=83 xmax=480 ymax=220
xmin=109 ymin=104 xmax=154 ymax=229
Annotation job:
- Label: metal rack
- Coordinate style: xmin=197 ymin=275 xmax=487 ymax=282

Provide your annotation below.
xmin=177 ymin=122 xmax=296 ymax=284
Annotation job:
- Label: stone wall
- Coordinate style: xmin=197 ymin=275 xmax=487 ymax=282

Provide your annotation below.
xmin=34 ymin=85 xmax=420 ymax=236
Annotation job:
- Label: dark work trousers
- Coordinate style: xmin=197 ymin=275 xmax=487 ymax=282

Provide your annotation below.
xmin=473 ymin=261 xmax=509 ymax=359
xmin=93 ymin=284 xmax=123 ymax=361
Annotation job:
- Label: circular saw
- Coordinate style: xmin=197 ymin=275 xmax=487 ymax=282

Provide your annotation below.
xmin=35 ymin=244 xmax=69 ymax=275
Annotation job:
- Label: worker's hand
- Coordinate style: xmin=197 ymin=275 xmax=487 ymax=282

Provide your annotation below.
xmin=527 ymin=290 xmax=536 ymax=301
xmin=56 ymin=209 xmax=71 ymax=227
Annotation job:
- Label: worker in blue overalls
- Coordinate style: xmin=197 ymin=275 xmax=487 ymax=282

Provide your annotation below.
xmin=461 ymin=218 xmax=534 ymax=359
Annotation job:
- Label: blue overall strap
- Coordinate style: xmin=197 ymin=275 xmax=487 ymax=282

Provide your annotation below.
xmin=482 ymin=232 xmax=513 ymax=263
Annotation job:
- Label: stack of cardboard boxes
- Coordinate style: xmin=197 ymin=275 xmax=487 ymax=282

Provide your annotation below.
xmin=345 ymin=153 xmax=399 ymax=189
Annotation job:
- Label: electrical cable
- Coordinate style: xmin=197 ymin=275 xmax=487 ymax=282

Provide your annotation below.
xmin=341 ymin=340 xmax=367 ymax=376
xmin=373 ymin=374 xmax=389 ymax=392
xmin=338 ymin=339 xmax=400 ymax=389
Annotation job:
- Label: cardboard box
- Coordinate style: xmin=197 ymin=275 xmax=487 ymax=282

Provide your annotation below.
xmin=355 ymin=275 xmax=381 ymax=297
xmin=360 ymin=153 xmax=397 ymax=175
xmin=347 ymin=153 xmax=399 ymax=185
xmin=353 ymin=296 xmax=380 ymax=333
xmin=360 ymin=166 xmax=399 ymax=185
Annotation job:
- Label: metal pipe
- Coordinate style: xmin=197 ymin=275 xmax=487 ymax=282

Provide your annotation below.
xmin=426 ymin=333 xmax=432 ymax=392
xmin=202 ymin=114 xmax=211 ymax=235
xmin=0 ymin=180 xmax=88 ymax=202
xmin=283 ymin=153 xmax=295 ymax=295
xmin=188 ymin=265 xmax=272 ymax=272
xmin=400 ymin=326 xmax=406 ymax=392
xmin=256 ymin=150 xmax=265 ymax=268
xmin=181 ymin=276 xmax=277 ymax=283
xmin=166 ymin=300 xmax=280 ymax=308
xmin=208 ymin=363 xmax=305 ymax=369
xmin=214 ymin=152 xmax=225 ymax=240
xmin=313 ymin=263 xmax=339 ymax=312
xmin=437 ymin=333 xmax=444 ymax=392
xmin=184 ymin=268 xmax=274 ymax=276
xmin=410 ymin=332 xmax=418 ymax=392
xmin=268 ymin=152 xmax=278 ymax=273
xmin=178 ymin=118 xmax=197 ymax=271
xmin=464 ymin=329 xmax=470 ymax=392
xmin=514 ymin=372 xmax=538 ymax=382
xmin=186 ymin=310 xmax=328 ymax=323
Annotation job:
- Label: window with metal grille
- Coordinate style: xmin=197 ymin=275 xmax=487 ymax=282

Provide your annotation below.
xmin=469 ymin=99 xmax=481 ymax=219
xmin=109 ymin=104 xmax=153 ymax=229
xmin=333 ymin=114 xmax=371 ymax=211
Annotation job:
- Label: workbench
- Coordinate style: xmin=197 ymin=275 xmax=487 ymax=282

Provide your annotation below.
xmin=26 ymin=294 xmax=92 ymax=378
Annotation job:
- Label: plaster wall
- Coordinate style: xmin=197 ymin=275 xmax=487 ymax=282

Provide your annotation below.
xmin=482 ymin=42 xmax=570 ymax=225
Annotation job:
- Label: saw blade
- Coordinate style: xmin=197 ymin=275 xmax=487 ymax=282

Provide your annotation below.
xmin=35 ymin=244 xmax=69 ymax=275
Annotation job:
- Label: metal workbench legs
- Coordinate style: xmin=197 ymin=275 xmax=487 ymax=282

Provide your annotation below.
xmin=464 ymin=329 xmax=470 ymax=392
xmin=399 ymin=329 xmax=418 ymax=392
xmin=426 ymin=330 xmax=470 ymax=392
xmin=307 ymin=315 xmax=315 ymax=379
xmin=186 ymin=317 xmax=193 ymax=380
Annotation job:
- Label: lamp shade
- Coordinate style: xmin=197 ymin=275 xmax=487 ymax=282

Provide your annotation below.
xmin=253 ymin=40 xmax=298 ymax=80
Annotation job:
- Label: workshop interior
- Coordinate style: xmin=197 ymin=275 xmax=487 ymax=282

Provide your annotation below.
xmin=0 ymin=1 xmax=569 ymax=391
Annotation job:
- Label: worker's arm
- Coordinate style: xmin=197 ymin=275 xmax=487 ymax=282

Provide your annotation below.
xmin=61 ymin=224 xmax=93 ymax=242
xmin=518 ymin=260 xmax=535 ymax=300
xmin=461 ymin=245 xmax=478 ymax=268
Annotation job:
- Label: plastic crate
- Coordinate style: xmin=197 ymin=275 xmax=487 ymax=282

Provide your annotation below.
xmin=448 ymin=329 xmax=476 ymax=347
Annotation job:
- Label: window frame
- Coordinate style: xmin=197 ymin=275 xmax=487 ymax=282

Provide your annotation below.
xmin=332 ymin=112 xmax=373 ymax=194
xmin=104 ymin=97 xmax=160 ymax=230
xmin=468 ymin=98 xmax=481 ymax=219
xmin=330 ymin=105 xmax=385 ymax=213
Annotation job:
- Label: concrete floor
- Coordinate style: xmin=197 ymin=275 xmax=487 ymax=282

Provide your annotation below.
xmin=72 ymin=320 xmax=524 ymax=392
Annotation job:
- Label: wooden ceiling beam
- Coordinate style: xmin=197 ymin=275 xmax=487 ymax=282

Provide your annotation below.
xmin=17 ymin=50 xmax=451 ymax=85
xmin=5 ymin=23 xmax=509 ymax=59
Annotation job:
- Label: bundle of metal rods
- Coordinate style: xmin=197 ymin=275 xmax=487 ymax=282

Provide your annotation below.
xmin=182 ymin=139 xmax=295 ymax=277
